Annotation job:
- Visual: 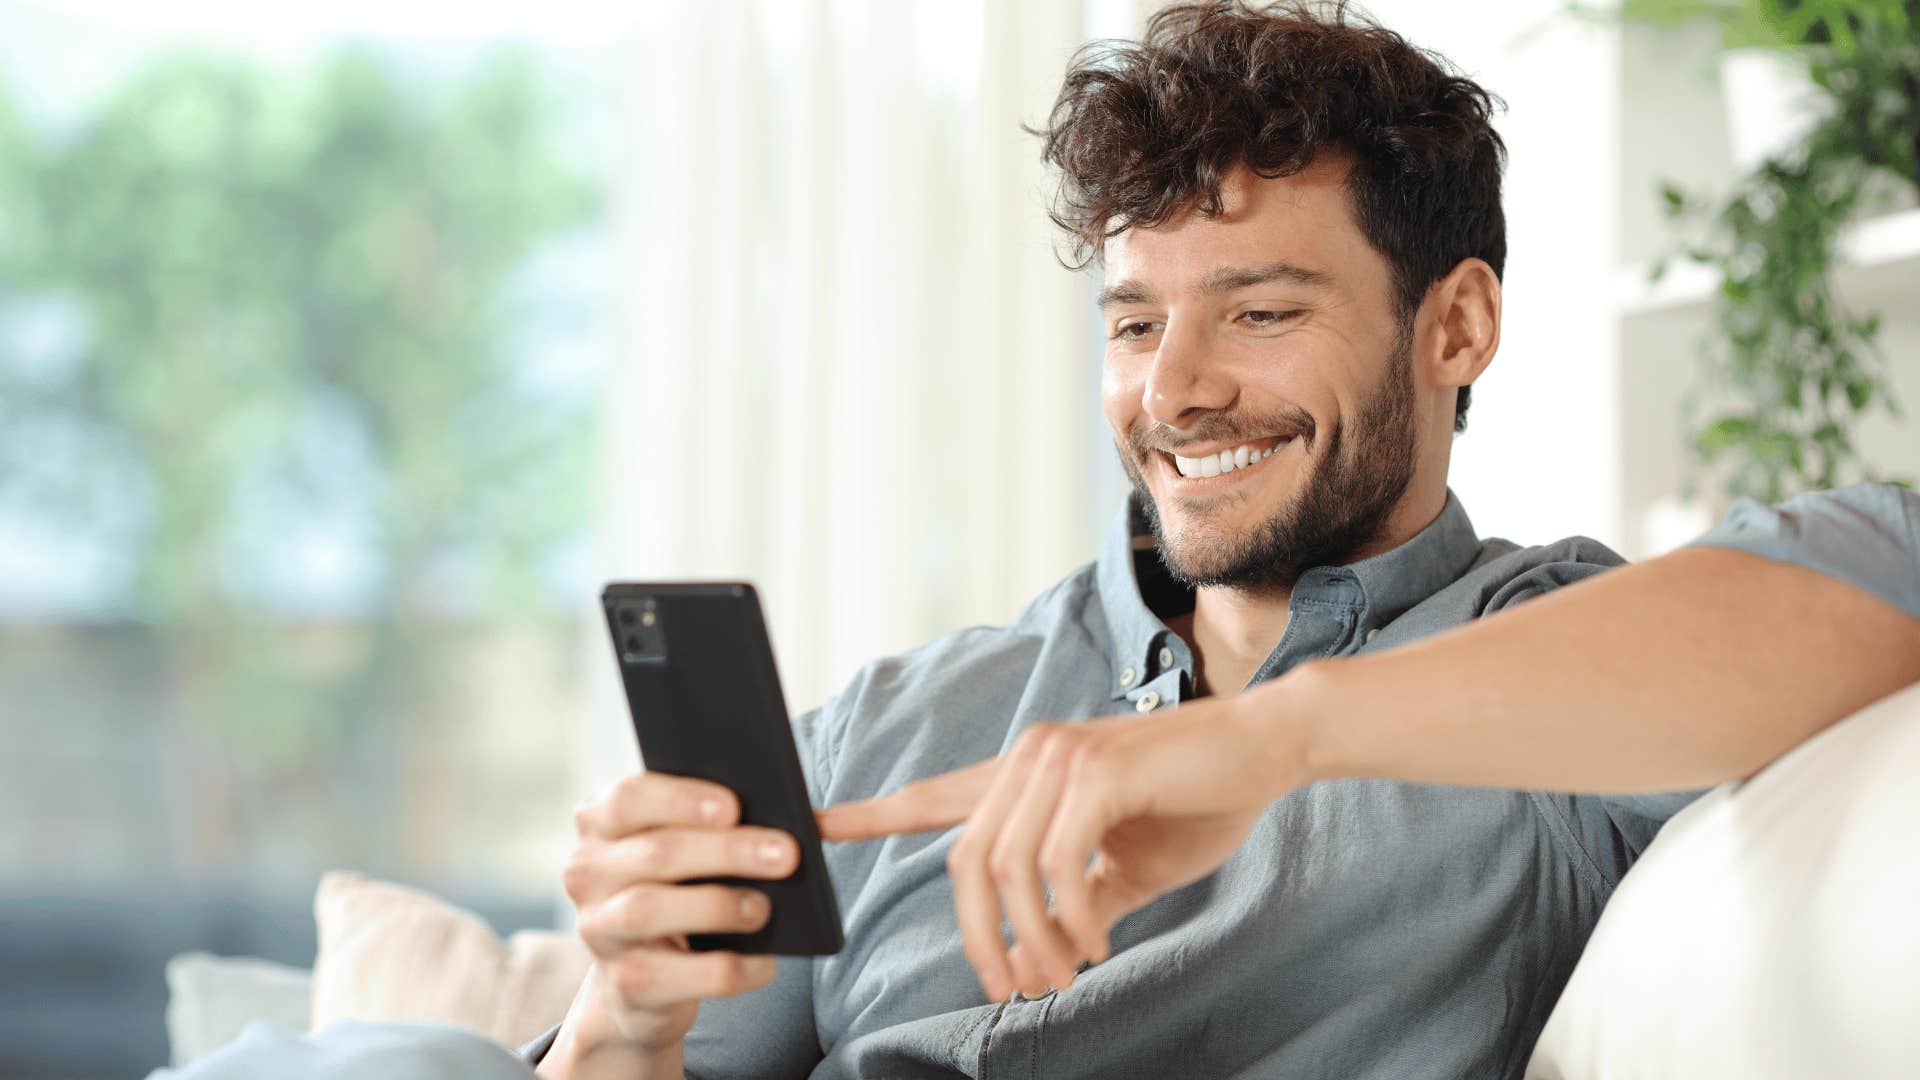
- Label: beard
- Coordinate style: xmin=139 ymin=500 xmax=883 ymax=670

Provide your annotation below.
xmin=1117 ymin=332 xmax=1419 ymax=592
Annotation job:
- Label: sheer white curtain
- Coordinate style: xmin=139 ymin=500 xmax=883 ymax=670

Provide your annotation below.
xmin=586 ymin=0 xmax=1123 ymax=786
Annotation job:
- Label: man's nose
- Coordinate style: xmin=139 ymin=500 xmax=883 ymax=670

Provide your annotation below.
xmin=1141 ymin=320 xmax=1235 ymax=427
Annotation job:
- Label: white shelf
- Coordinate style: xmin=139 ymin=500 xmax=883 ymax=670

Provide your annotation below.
xmin=1617 ymin=205 xmax=1920 ymax=317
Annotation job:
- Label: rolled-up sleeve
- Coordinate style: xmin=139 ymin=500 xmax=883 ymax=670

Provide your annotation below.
xmin=1687 ymin=482 xmax=1920 ymax=618
xmin=1552 ymin=484 xmax=1919 ymax=887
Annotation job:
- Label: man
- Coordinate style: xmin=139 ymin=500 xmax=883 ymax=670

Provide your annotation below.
xmin=164 ymin=3 xmax=1920 ymax=1078
xmin=529 ymin=4 xmax=1918 ymax=1079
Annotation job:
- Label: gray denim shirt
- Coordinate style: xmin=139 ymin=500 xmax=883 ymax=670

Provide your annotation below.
xmin=160 ymin=486 xmax=1917 ymax=1080
xmin=635 ymin=490 xmax=1698 ymax=1080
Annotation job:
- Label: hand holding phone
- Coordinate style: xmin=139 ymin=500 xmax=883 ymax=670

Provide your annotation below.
xmin=542 ymin=583 xmax=843 ymax=1077
xmin=549 ymin=770 xmax=800 ymax=1070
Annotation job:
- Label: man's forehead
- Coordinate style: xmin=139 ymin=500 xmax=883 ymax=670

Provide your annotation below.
xmin=1100 ymin=164 xmax=1361 ymax=300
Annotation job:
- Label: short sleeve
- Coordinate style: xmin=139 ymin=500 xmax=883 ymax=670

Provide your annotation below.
xmin=1687 ymin=482 xmax=1920 ymax=618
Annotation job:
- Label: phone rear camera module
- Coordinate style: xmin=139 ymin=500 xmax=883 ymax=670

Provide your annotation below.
xmin=615 ymin=601 xmax=669 ymax=665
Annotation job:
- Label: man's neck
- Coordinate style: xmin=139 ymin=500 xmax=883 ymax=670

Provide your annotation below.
xmin=1170 ymin=590 xmax=1293 ymax=697
xmin=1175 ymin=482 xmax=1449 ymax=697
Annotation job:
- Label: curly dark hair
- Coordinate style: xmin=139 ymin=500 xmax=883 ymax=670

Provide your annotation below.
xmin=1034 ymin=0 xmax=1507 ymax=432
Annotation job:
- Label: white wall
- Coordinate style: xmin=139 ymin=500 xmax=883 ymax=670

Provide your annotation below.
xmin=1359 ymin=1 xmax=1626 ymax=549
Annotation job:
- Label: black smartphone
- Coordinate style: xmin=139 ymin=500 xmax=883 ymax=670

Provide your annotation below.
xmin=600 ymin=581 xmax=844 ymax=956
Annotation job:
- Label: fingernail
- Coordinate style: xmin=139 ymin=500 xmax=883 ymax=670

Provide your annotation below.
xmin=758 ymin=840 xmax=786 ymax=865
xmin=739 ymin=893 xmax=766 ymax=920
xmin=700 ymin=798 xmax=725 ymax=823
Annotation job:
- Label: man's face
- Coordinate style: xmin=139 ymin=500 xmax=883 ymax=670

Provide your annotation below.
xmin=1100 ymin=158 xmax=1420 ymax=592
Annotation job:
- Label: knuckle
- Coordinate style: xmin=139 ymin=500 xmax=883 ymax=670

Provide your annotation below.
xmin=946 ymin=839 xmax=976 ymax=876
xmin=561 ymin=851 xmax=595 ymax=903
xmin=613 ymin=886 xmax=655 ymax=933
xmin=987 ymin=851 xmax=1020 ymax=885
xmin=1068 ymin=739 xmax=1112 ymax=777
xmin=1019 ymin=724 xmax=1059 ymax=754
xmin=582 ymin=921 xmax=628 ymax=962
xmin=629 ymin=835 xmax=666 ymax=875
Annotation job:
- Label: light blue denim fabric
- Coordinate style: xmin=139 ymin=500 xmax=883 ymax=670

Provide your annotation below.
xmin=172 ymin=483 xmax=1919 ymax=1080
xmin=604 ymin=490 xmax=1674 ymax=1080
xmin=152 ymin=1020 xmax=534 ymax=1079
xmin=1689 ymin=482 xmax=1920 ymax=618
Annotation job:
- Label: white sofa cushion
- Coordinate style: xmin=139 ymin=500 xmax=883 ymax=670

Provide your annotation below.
xmin=164 ymin=951 xmax=313 ymax=1067
xmin=1528 ymin=680 xmax=1920 ymax=1078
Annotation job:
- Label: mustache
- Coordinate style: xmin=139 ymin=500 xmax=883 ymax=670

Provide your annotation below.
xmin=1123 ymin=406 xmax=1317 ymax=460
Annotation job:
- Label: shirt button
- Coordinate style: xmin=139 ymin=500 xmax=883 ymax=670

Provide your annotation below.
xmin=1135 ymin=690 xmax=1161 ymax=712
xmin=1158 ymin=646 xmax=1175 ymax=668
xmin=1119 ymin=666 xmax=1137 ymax=687
xmin=1364 ymin=628 xmax=1379 ymax=644
xmin=1016 ymin=985 xmax=1056 ymax=1002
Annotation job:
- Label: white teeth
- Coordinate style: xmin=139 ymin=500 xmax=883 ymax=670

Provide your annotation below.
xmin=1171 ymin=439 xmax=1286 ymax=478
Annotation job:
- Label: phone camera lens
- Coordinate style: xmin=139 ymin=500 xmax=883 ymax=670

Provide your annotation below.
xmin=617 ymin=608 xmax=636 ymax=626
xmin=624 ymin=635 xmax=642 ymax=653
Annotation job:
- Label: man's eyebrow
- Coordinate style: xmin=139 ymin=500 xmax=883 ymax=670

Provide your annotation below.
xmin=1095 ymin=262 xmax=1334 ymax=309
xmin=1198 ymin=261 xmax=1334 ymax=295
xmin=1095 ymin=280 xmax=1155 ymax=309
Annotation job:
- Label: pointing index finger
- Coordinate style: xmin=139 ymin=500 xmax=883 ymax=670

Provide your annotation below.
xmin=816 ymin=757 xmax=1000 ymax=841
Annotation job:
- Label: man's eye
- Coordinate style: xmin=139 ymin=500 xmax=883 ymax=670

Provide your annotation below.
xmin=1239 ymin=309 xmax=1301 ymax=327
xmin=1112 ymin=320 xmax=1163 ymax=341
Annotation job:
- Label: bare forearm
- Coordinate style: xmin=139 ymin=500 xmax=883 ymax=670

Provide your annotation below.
xmin=1277 ymin=546 xmax=1920 ymax=794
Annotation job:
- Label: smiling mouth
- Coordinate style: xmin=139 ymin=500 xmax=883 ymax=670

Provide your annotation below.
xmin=1161 ymin=435 xmax=1293 ymax=479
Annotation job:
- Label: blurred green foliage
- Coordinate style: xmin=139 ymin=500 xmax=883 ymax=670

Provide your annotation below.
xmin=1573 ymin=0 xmax=1911 ymax=54
xmin=0 ymin=44 xmax=601 ymax=769
xmin=1646 ymin=2 xmax=1918 ymax=500
xmin=0 ymin=44 xmax=600 ymax=623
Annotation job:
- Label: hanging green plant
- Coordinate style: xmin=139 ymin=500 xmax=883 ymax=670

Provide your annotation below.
xmin=1627 ymin=0 xmax=1919 ymax=500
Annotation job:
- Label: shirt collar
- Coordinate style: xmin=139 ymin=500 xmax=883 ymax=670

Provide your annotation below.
xmin=1094 ymin=489 xmax=1484 ymax=697
xmin=1306 ymin=489 xmax=1485 ymax=631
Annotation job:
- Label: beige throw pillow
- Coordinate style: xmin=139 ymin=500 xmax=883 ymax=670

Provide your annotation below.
xmin=310 ymin=871 xmax=591 ymax=1049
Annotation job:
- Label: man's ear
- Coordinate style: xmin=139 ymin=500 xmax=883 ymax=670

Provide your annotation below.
xmin=1415 ymin=258 xmax=1501 ymax=402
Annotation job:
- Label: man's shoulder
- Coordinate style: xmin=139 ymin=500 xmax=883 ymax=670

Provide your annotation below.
xmin=805 ymin=560 xmax=1107 ymax=774
xmin=834 ymin=560 xmax=1104 ymax=708
xmin=1392 ymin=532 xmax=1626 ymax=639
xmin=1467 ymin=532 xmax=1627 ymax=601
